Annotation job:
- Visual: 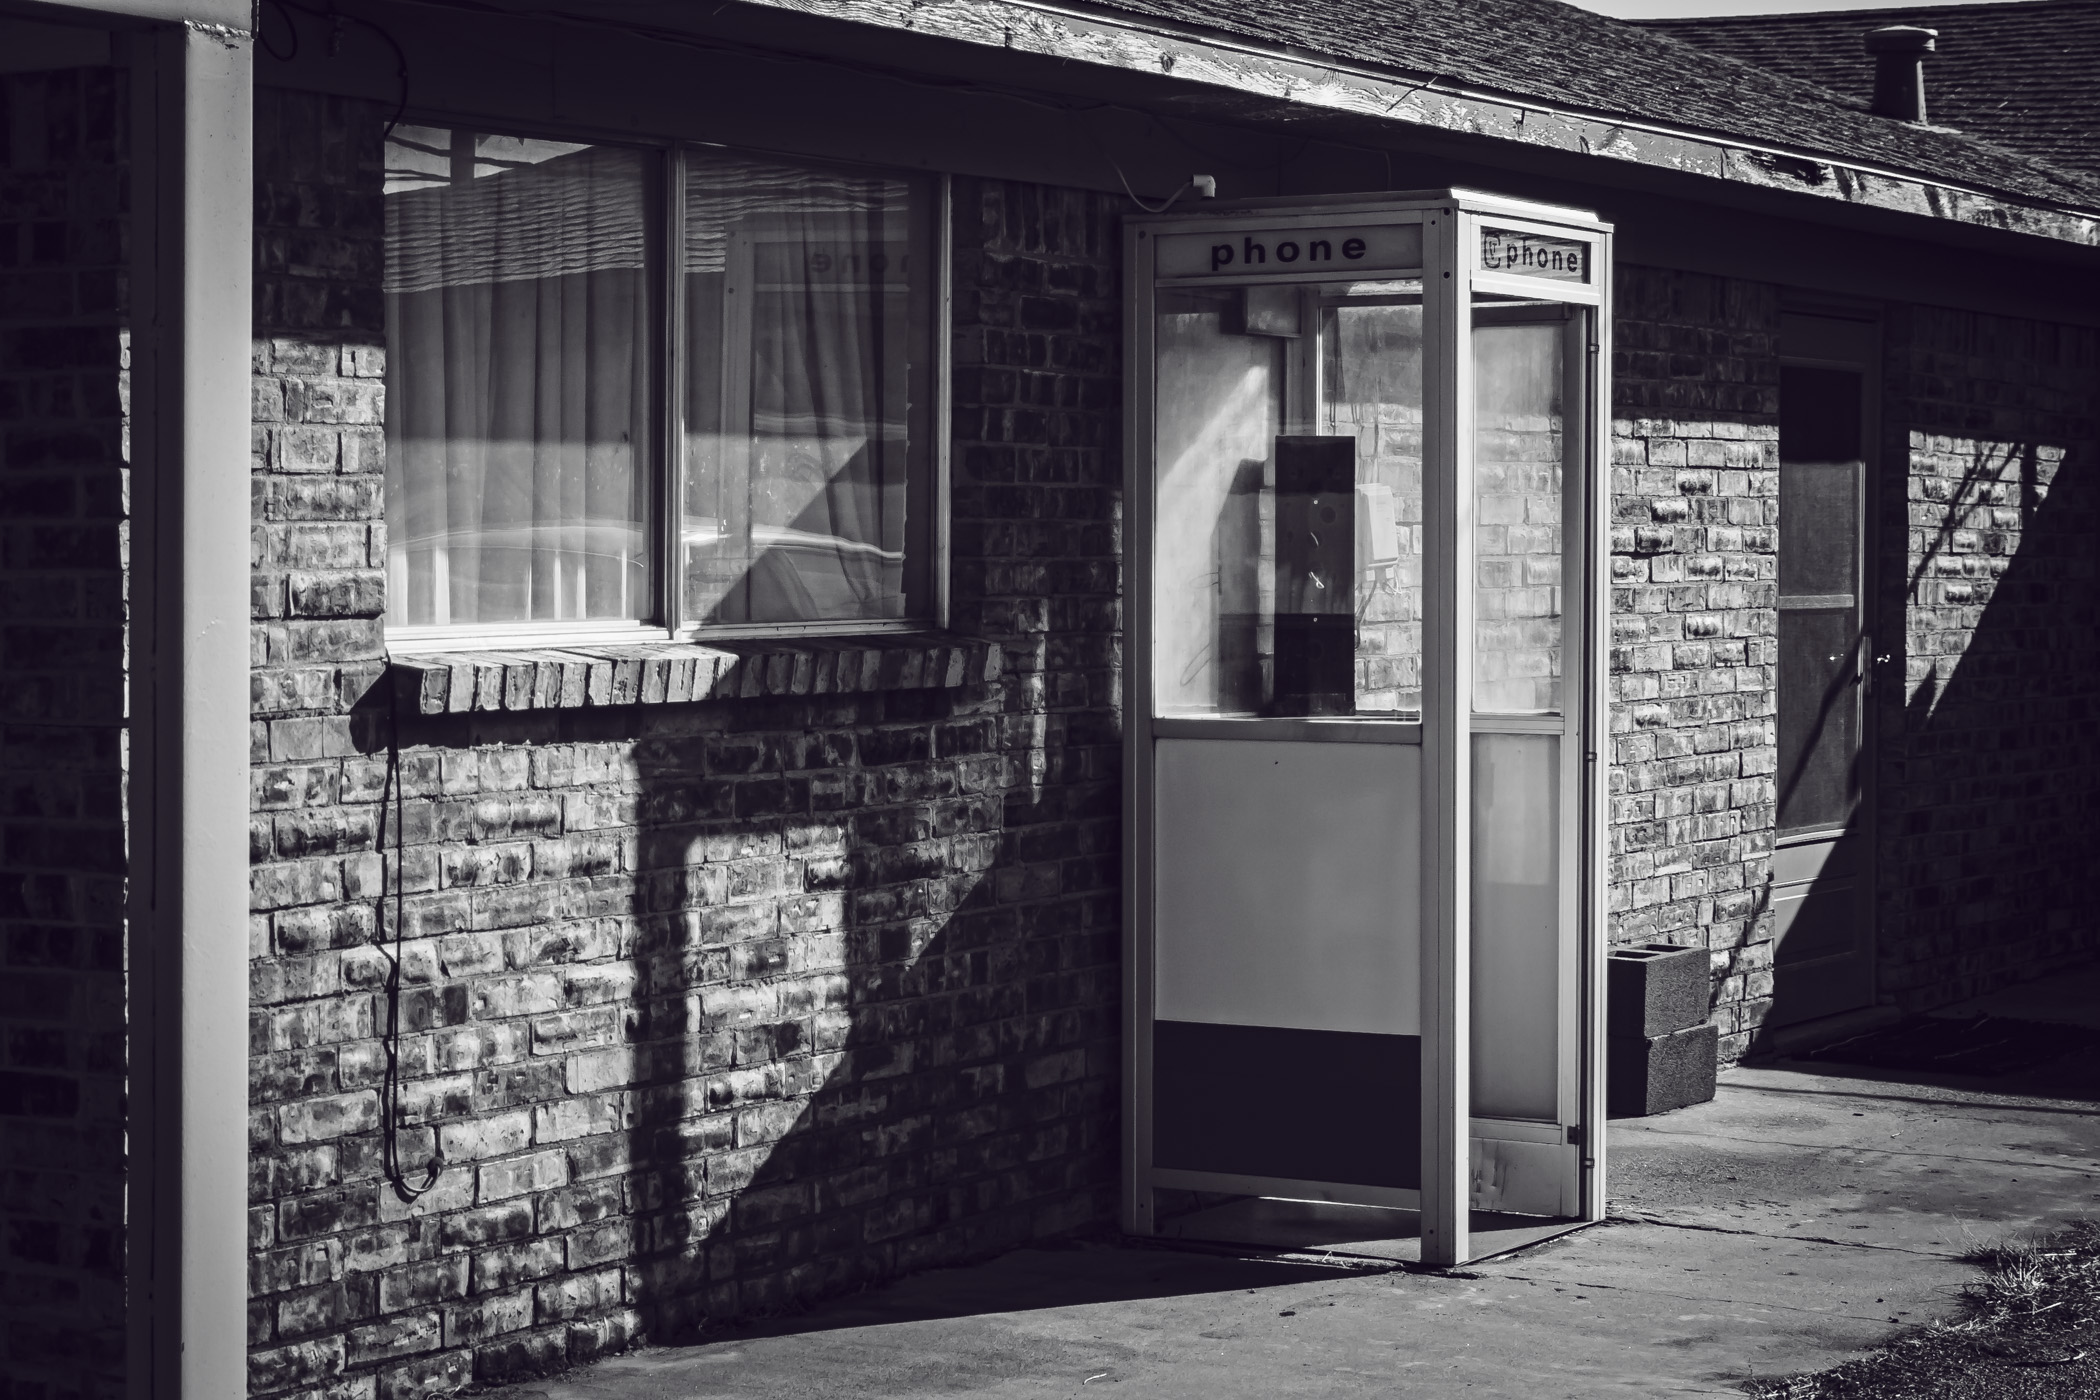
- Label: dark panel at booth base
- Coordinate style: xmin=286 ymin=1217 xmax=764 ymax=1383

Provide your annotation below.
xmin=1152 ymin=1021 xmax=1421 ymax=1189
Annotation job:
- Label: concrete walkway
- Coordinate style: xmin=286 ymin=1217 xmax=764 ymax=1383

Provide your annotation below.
xmin=490 ymin=1060 xmax=2100 ymax=1399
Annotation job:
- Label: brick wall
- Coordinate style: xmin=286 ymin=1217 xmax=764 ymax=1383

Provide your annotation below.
xmin=1877 ymin=306 xmax=2100 ymax=1008
xmin=1608 ymin=268 xmax=1781 ymax=1062
xmin=244 ymin=89 xmax=1121 ymax=1399
xmin=0 ymin=65 xmax=129 ymax=1400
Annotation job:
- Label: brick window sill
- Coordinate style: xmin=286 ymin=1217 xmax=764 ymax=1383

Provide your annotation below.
xmin=388 ymin=633 xmax=1004 ymax=715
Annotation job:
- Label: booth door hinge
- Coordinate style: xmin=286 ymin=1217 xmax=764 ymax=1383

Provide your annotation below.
xmin=1565 ymin=1124 xmax=1584 ymax=1147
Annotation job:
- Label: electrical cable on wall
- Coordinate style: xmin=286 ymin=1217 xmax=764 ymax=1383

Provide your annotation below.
xmin=376 ymin=686 xmax=444 ymax=1204
xmin=1109 ymin=159 xmax=1217 ymax=214
xmin=261 ymin=0 xmax=412 ymax=143
xmin=257 ymin=0 xmax=299 ymax=62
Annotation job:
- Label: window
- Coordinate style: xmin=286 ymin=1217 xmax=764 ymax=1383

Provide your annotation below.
xmin=381 ymin=126 xmax=943 ymax=647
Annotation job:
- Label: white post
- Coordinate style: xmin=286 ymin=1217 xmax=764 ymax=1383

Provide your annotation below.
xmin=125 ymin=18 xmax=253 ymax=1400
xmin=1579 ymin=254 xmax=1614 ymax=1225
xmin=1419 ymin=205 xmax=1474 ymax=1268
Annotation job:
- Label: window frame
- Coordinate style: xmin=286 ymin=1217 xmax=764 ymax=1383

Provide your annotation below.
xmin=379 ymin=113 xmax=952 ymax=656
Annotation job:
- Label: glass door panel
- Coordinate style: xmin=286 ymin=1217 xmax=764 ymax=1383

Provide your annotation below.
xmin=1776 ymin=364 xmax=1864 ymax=836
xmin=1472 ymin=309 xmax=1569 ymax=715
xmin=1469 ymin=299 xmax=1585 ymax=1135
xmin=1777 ymin=607 xmax=1860 ymax=832
xmin=1470 ymin=732 xmax=1560 ymax=1120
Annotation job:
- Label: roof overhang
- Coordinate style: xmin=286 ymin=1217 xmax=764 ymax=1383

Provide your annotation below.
xmin=736 ymin=0 xmax=2100 ymax=251
xmin=5 ymin=0 xmax=251 ymax=31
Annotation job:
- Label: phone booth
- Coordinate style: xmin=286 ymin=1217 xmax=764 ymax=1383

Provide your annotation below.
xmin=1122 ymin=190 xmax=1611 ymax=1267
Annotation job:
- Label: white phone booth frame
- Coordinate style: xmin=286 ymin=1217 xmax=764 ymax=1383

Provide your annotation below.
xmin=1122 ymin=190 xmax=1613 ymax=1267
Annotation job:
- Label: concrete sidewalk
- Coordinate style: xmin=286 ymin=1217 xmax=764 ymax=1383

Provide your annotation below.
xmin=489 ymin=1061 xmax=2100 ymax=1399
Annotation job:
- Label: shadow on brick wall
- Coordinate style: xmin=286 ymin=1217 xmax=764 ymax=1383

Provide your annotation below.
xmin=350 ymin=676 xmax=1120 ymax=1384
xmin=1756 ymin=390 xmax=2100 ymax=1042
xmin=614 ymin=685 xmax=1117 ymax=1348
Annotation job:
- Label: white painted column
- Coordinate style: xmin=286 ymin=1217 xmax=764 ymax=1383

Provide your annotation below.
xmin=1419 ymin=205 xmax=1474 ymax=1268
xmin=1578 ymin=259 xmax=1614 ymax=1227
xmin=125 ymin=18 xmax=253 ymax=1400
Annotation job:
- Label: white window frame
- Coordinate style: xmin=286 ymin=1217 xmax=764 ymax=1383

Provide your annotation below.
xmin=380 ymin=119 xmax=952 ymax=656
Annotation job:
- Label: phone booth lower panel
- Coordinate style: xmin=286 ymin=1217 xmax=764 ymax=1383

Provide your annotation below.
xmin=1153 ymin=737 xmax=1421 ymax=1194
xmin=1123 ymin=190 xmax=1611 ymax=1267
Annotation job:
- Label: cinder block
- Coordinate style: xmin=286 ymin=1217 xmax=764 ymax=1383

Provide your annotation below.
xmin=1608 ymin=1023 xmax=1719 ymax=1118
xmin=1608 ymin=942 xmax=1709 ymax=1039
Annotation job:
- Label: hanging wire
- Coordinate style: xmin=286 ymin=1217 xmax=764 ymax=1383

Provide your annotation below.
xmin=257 ymin=0 xmax=299 ymax=63
xmin=261 ymin=0 xmax=412 ymax=145
xmin=1108 ymin=157 xmax=1200 ymax=215
xmin=375 ymin=684 xmax=443 ymax=1204
xmin=1382 ymin=73 xmax=1445 ymax=114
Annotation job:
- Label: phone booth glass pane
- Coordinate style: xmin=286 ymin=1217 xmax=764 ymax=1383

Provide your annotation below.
xmin=1327 ymin=303 xmax=1425 ymax=713
xmin=1153 ymin=283 xmax=1424 ymax=718
xmin=1469 ymin=299 xmax=1588 ymax=1129
xmin=1154 ymin=291 xmax=1283 ymax=716
xmin=1471 ymin=731 xmax=1560 ymax=1120
xmin=1472 ymin=311 xmax=1573 ymax=714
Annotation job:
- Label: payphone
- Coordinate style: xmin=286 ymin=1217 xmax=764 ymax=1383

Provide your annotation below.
xmin=1123 ymin=191 xmax=1611 ymax=1267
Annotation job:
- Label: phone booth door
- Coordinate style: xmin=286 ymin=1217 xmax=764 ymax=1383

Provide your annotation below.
xmin=1123 ymin=192 xmax=1611 ymax=1267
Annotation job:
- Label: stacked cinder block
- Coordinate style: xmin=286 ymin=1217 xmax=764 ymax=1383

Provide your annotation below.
xmin=1607 ymin=943 xmax=1717 ymax=1116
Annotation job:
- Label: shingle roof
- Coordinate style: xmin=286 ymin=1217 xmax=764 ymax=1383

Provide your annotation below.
xmin=1636 ymin=0 xmax=2100 ymax=176
xmin=1077 ymin=0 xmax=2100 ymax=210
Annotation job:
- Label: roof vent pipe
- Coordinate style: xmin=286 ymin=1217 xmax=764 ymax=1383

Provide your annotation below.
xmin=1864 ymin=25 xmax=1937 ymax=123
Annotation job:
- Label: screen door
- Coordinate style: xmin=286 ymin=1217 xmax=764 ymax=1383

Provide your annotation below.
xmin=1770 ymin=312 xmax=1879 ymax=1027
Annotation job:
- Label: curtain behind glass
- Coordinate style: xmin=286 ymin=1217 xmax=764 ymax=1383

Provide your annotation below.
xmin=384 ymin=127 xmax=653 ymax=629
xmin=683 ymin=149 xmax=928 ymax=626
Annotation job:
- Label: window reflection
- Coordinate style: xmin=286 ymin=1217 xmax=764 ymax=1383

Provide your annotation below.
xmin=681 ymin=150 xmax=934 ymax=627
xmin=383 ymin=127 xmax=654 ymax=628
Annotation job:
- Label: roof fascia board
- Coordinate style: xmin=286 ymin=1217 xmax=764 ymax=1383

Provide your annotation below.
xmin=13 ymin=0 xmax=252 ymax=31
xmin=735 ymin=0 xmax=2100 ymax=249
xmin=1190 ymin=187 xmax=1608 ymax=226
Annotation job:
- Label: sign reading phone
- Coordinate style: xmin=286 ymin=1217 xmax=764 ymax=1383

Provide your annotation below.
xmin=1479 ymin=226 xmax=1590 ymax=282
xmin=1155 ymin=224 xmax=1424 ymax=279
